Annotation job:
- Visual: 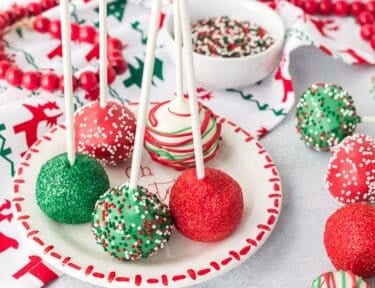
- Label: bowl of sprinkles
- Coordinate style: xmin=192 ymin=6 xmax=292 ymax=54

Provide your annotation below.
xmin=192 ymin=16 xmax=275 ymax=58
xmin=164 ymin=0 xmax=285 ymax=89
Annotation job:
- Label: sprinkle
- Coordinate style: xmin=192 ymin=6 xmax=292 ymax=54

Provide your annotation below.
xmin=325 ymin=134 xmax=375 ymax=204
xmin=91 ymin=183 xmax=173 ymax=261
xmin=75 ymin=101 xmax=136 ymax=166
xmin=191 ymin=16 xmax=274 ymax=58
xmin=296 ymin=83 xmax=361 ymax=151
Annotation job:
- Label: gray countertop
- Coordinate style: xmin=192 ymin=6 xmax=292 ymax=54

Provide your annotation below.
xmin=49 ymin=46 xmax=375 ymax=288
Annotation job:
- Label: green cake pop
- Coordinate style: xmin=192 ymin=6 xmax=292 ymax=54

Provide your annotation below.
xmin=91 ymin=183 xmax=173 ymax=261
xmin=296 ymin=83 xmax=362 ymax=151
xmin=36 ymin=153 xmax=110 ymax=224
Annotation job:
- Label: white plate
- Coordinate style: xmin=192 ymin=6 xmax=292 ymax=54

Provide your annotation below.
xmin=11 ymin=103 xmax=282 ymax=288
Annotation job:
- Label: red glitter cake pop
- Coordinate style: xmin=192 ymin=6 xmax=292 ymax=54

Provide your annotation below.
xmin=324 ymin=203 xmax=375 ymax=278
xmin=74 ymin=100 xmax=136 ymax=166
xmin=169 ymin=167 xmax=243 ymax=242
xmin=325 ymin=134 xmax=375 ymax=204
xmin=169 ymin=0 xmax=244 ymax=242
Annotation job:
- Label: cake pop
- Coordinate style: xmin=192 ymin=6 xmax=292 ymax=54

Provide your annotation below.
xmin=74 ymin=100 xmax=136 ymax=166
xmin=91 ymin=0 xmax=172 ymax=261
xmin=91 ymin=183 xmax=173 ymax=261
xmin=169 ymin=167 xmax=243 ymax=242
xmin=311 ymin=270 xmax=370 ymax=288
xmin=74 ymin=0 xmax=136 ymax=166
xmin=169 ymin=0 xmax=244 ymax=243
xmin=36 ymin=153 xmax=110 ymax=224
xmin=324 ymin=203 xmax=375 ymax=278
xmin=145 ymin=98 xmax=221 ymax=170
xmin=36 ymin=0 xmax=110 ymax=224
xmin=296 ymin=83 xmax=361 ymax=151
xmin=325 ymin=134 xmax=375 ymax=204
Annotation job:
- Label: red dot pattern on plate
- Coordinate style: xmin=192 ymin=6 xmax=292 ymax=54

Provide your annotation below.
xmin=12 ymin=109 xmax=282 ymax=286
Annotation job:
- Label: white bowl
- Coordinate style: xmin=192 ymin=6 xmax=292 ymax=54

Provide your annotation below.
xmin=164 ymin=0 xmax=286 ymax=89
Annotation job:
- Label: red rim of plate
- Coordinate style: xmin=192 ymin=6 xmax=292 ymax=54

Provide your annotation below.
xmin=11 ymin=107 xmax=282 ymax=287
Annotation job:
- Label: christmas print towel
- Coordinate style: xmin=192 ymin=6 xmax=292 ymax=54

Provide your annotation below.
xmin=0 ymin=0 xmax=374 ymax=287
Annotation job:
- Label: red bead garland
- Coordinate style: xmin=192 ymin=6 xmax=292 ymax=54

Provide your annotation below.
xmin=270 ymin=0 xmax=375 ymax=50
xmin=0 ymin=0 xmax=128 ymax=94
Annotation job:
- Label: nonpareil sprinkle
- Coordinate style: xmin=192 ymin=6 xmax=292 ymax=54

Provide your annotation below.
xmin=191 ymin=16 xmax=274 ymax=58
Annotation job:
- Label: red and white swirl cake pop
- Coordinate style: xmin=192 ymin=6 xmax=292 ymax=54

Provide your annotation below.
xmin=325 ymin=134 xmax=375 ymax=204
xmin=311 ymin=270 xmax=370 ymax=288
xmin=74 ymin=100 xmax=136 ymax=166
xmin=145 ymin=98 xmax=221 ymax=170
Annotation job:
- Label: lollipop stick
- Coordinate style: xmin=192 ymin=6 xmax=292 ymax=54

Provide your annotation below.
xmin=179 ymin=0 xmax=205 ymax=179
xmin=362 ymin=116 xmax=375 ymax=123
xmin=99 ymin=0 xmax=108 ymax=108
xmin=60 ymin=0 xmax=75 ymax=166
xmin=173 ymin=0 xmax=183 ymax=102
xmin=129 ymin=0 xmax=162 ymax=190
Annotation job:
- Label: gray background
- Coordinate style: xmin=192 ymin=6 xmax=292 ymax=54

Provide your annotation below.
xmin=50 ymin=46 xmax=375 ymax=287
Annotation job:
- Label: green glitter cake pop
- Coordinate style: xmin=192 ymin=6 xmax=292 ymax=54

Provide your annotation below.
xmin=91 ymin=183 xmax=173 ymax=261
xmin=36 ymin=153 xmax=110 ymax=224
xmin=296 ymin=83 xmax=362 ymax=151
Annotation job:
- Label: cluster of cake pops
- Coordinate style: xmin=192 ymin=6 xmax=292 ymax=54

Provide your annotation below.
xmin=35 ymin=0 xmax=244 ymax=262
xmin=296 ymin=83 xmax=375 ymax=284
xmin=296 ymin=83 xmax=375 ymax=204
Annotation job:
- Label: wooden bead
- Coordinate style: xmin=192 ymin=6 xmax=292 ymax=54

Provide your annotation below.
xmin=0 ymin=61 xmax=11 ymax=79
xmin=79 ymin=25 xmax=97 ymax=44
xmin=33 ymin=17 xmax=50 ymax=33
xmin=350 ymin=1 xmax=365 ymax=17
xmin=27 ymin=2 xmax=43 ymax=16
xmin=360 ymin=24 xmax=375 ymax=40
xmin=48 ymin=19 xmax=62 ymax=39
xmin=333 ymin=1 xmax=349 ymax=16
xmin=5 ymin=66 xmax=23 ymax=87
xmin=22 ymin=71 xmax=41 ymax=91
xmin=371 ymin=34 xmax=375 ymax=49
xmin=40 ymin=72 xmax=59 ymax=92
xmin=303 ymin=0 xmax=319 ymax=14
xmin=59 ymin=75 xmax=79 ymax=92
xmin=365 ymin=1 xmax=375 ymax=14
xmin=357 ymin=11 xmax=375 ymax=25
xmin=79 ymin=71 xmax=98 ymax=91
xmin=319 ymin=0 xmax=333 ymax=15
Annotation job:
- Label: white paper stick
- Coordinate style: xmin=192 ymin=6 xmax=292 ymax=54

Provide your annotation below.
xmin=173 ymin=0 xmax=183 ymax=102
xmin=362 ymin=116 xmax=375 ymax=123
xmin=179 ymin=0 xmax=205 ymax=179
xmin=99 ymin=0 xmax=108 ymax=108
xmin=60 ymin=0 xmax=75 ymax=166
xmin=129 ymin=0 xmax=162 ymax=190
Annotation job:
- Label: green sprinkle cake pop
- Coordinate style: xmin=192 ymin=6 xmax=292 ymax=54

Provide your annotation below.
xmin=296 ymin=83 xmax=361 ymax=151
xmin=36 ymin=153 xmax=110 ymax=224
xmin=91 ymin=183 xmax=173 ymax=261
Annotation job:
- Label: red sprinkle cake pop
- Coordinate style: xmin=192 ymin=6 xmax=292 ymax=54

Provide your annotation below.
xmin=324 ymin=203 xmax=375 ymax=278
xmin=75 ymin=100 xmax=136 ymax=166
xmin=325 ymin=134 xmax=375 ymax=204
xmin=169 ymin=167 xmax=243 ymax=242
